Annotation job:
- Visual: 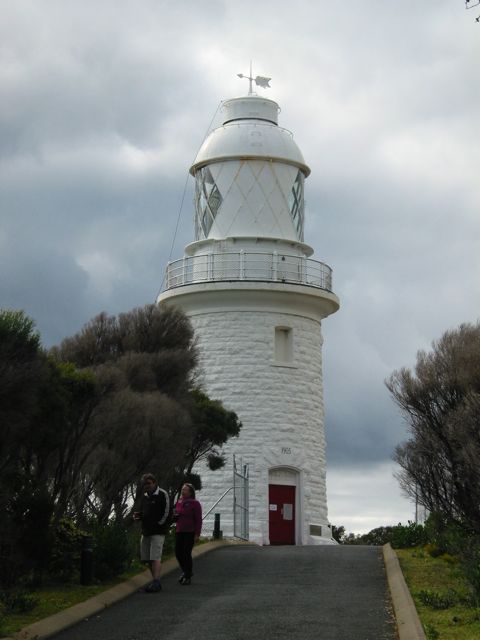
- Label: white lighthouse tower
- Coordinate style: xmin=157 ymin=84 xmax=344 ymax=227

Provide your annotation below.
xmin=158 ymin=79 xmax=339 ymax=545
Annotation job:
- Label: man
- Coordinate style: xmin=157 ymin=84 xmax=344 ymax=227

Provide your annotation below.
xmin=134 ymin=473 xmax=171 ymax=593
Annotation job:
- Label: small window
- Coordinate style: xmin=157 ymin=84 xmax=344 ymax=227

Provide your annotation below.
xmin=275 ymin=327 xmax=293 ymax=363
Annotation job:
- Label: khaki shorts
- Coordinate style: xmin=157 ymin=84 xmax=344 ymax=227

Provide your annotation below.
xmin=140 ymin=534 xmax=165 ymax=561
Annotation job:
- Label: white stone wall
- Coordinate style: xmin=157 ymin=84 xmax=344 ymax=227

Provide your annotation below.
xmin=190 ymin=308 xmax=331 ymax=544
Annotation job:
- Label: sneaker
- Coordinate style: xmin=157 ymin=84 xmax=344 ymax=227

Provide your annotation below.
xmin=145 ymin=580 xmax=162 ymax=593
xmin=181 ymin=577 xmax=191 ymax=586
xmin=178 ymin=574 xmax=185 ymax=584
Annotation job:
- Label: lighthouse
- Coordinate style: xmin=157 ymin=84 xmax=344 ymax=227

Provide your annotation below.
xmin=158 ymin=79 xmax=339 ymax=545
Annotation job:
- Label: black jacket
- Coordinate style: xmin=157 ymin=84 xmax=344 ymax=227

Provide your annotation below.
xmin=140 ymin=486 xmax=171 ymax=536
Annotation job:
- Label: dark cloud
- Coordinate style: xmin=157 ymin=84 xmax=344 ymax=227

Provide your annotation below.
xmin=0 ymin=244 xmax=89 ymax=346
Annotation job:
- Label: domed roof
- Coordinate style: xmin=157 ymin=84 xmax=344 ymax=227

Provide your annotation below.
xmin=222 ymin=96 xmax=279 ymax=124
xmin=190 ymin=96 xmax=310 ymax=177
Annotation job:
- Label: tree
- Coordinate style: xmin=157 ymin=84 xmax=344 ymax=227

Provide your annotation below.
xmin=386 ymin=322 xmax=480 ymax=533
xmin=331 ymin=524 xmax=346 ymax=543
xmin=0 ymin=305 xmax=241 ymax=585
xmin=0 ymin=310 xmax=43 ymax=472
xmin=52 ymin=304 xmax=198 ymax=524
xmin=177 ymin=389 xmax=242 ymax=491
xmin=0 ymin=310 xmax=88 ymax=582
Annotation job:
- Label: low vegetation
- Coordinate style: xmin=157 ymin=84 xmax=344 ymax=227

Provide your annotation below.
xmin=0 ymin=523 xmax=148 ymax=637
xmin=332 ymin=517 xmax=480 ymax=639
xmin=398 ymin=546 xmax=480 ymax=640
xmin=0 ymin=577 xmax=137 ymax=637
xmin=0 ymin=528 xmax=177 ymax=637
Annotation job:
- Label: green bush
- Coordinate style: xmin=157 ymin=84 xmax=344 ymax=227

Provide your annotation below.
xmin=0 ymin=536 xmax=18 ymax=588
xmin=424 ymin=623 xmax=440 ymax=640
xmin=0 ymin=600 xmax=6 ymax=636
xmin=424 ymin=543 xmax=443 ymax=558
xmin=0 ymin=589 xmax=38 ymax=613
xmin=424 ymin=513 xmax=466 ymax=555
xmin=90 ymin=521 xmax=138 ymax=580
xmin=48 ymin=518 xmax=85 ymax=581
xmin=422 ymin=513 xmax=480 ymax=602
xmin=391 ymin=521 xmax=427 ymax=549
xmin=417 ymin=589 xmax=457 ymax=610
xmin=358 ymin=526 xmax=395 ymax=546
xmin=341 ymin=521 xmax=427 ymax=548
xmin=456 ymin=537 xmax=480 ymax=604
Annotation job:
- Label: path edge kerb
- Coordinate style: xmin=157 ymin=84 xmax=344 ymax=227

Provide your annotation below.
xmin=7 ymin=542 xmax=424 ymax=640
xmin=383 ymin=543 xmax=426 ymax=640
xmin=5 ymin=540 xmax=239 ymax=640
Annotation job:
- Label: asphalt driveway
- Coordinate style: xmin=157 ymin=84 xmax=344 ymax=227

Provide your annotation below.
xmin=51 ymin=545 xmax=396 ymax=640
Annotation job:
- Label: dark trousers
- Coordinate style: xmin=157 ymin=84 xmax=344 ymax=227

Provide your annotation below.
xmin=175 ymin=531 xmax=195 ymax=578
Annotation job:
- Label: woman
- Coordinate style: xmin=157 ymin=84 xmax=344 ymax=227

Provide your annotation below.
xmin=174 ymin=483 xmax=202 ymax=585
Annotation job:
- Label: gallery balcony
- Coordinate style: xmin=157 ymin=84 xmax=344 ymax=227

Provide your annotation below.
xmin=163 ymin=251 xmax=333 ymax=292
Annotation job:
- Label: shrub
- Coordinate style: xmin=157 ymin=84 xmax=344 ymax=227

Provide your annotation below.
xmin=424 ymin=624 xmax=440 ymax=640
xmin=359 ymin=526 xmax=395 ymax=546
xmin=0 ymin=536 xmax=18 ymax=589
xmin=391 ymin=521 xmax=427 ymax=549
xmin=48 ymin=518 xmax=86 ymax=581
xmin=417 ymin=589 xmax=457 ymax=610
xmin=440 ymin=553 xmax=458 ymax=565
xmin=331 ymin=525 xmax=346 ymax=544
xmin=422 ymin=513 xmax=480 ymax=601
xmin=0 ymin=600 xmax=6 ymax=636
xmin=424 ymin=513 xmax=465 ymax=555
xmin=341 ymin=521 xmax=427 ymax=548
xmin=89 ymin=521 xmax=138 ymax=580
xmin=456 ymin=537 xmax=480 ymax=604
xmin=424 ymin=543 xmax=443 ymax=558
xmin=0 ymin=589 xmax=38 ymax=613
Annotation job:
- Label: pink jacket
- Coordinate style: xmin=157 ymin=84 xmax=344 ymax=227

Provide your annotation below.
xmin=175 ymin=498 xmax=202 ymax=537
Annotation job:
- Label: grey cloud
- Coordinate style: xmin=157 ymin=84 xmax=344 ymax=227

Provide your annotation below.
xmin=1 ymin=0 xmax=478 ymax=532
xmin=0 ymin=245 xmax=90 ymax=346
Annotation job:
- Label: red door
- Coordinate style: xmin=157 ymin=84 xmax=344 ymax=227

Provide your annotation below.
xmin=269 ymin=484 xmax=296 ymax=545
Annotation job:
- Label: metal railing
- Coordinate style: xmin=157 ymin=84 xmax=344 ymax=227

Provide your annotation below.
xmin=233 ymin=455 xmax=249 ymax=541
xmin=164 ymin=251 xmax=333 ymax=292
xmin=202 ymin=487 xmax=234 ymax=521
xmin=201 ymin=455 xmax=249 ymax=541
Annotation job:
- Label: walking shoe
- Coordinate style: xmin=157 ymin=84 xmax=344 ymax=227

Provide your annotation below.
xmin=178 ymin=574 xmax=185 ymax=584
xmin=181 ymin=577 xmax=191 ymax=585
xmin=145 ymin=580 xmax=162 ymax=593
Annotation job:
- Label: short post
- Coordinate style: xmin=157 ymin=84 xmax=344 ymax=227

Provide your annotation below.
xmin=213 ymin=513 xmax=222 ymax=540
xmin=80 ymin=535 xmax=94 ymax=585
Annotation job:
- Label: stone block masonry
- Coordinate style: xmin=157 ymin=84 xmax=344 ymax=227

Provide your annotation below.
xmin=190 ymin=308 xmax=330 ymax=545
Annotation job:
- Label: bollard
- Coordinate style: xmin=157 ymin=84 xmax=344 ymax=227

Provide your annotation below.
xmin=80 ymin=535 xmax=94 ymax=585
xmin=213 ymin=513 xmax=223 ymax=540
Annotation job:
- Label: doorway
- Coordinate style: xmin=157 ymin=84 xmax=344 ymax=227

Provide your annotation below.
xmin=268 ymin=484 xmax=296 ymax=545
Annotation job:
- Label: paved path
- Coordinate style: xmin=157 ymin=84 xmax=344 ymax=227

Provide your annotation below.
xmin=52 ymin=545 xmax=396 ymax=640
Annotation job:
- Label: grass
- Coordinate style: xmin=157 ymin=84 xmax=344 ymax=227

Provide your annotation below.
xmin=0 ymin=537 xmax=212 ymax=637
xmin=0 ymin=563 xmax=146 ymax=638
xmin=397 ymin=547 xmax=480 ymax=640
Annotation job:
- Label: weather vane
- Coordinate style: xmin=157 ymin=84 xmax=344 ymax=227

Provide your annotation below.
xmin=237 ymin=62 xmax=271 ymax=95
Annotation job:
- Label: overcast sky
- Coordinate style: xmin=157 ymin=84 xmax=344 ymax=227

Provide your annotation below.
xmin=1 ymin=0 xmax=479 ymax=534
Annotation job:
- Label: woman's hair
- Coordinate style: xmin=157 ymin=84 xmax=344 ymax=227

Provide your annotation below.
xmin=183 ymin=483 xmax=196 ymax=498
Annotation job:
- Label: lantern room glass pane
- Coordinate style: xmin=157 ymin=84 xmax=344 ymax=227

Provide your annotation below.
xmin=288 ymin=171 xmax=305 ymax=241
xmin=194 ymin=167 xmax=223 ymax=239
